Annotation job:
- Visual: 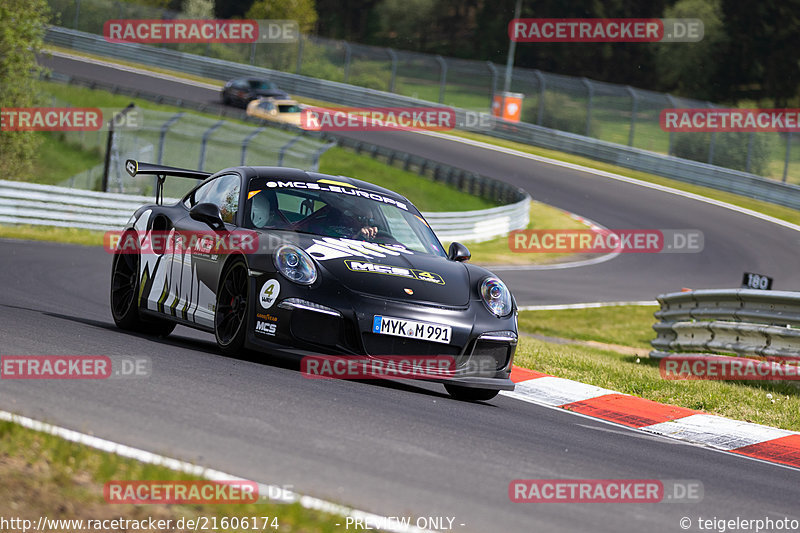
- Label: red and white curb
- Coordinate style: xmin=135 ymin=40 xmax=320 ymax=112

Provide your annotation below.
xmin=503 ymin=366 xmax=800 ymax=469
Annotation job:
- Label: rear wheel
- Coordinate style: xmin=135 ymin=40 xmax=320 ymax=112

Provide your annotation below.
xmin=214 ymin=258 xmax=249 ymax=355
xmin=444 ymin=384 xmax=500 ymax=402
xmin=110 ymin=232 xmax=175 ymax=337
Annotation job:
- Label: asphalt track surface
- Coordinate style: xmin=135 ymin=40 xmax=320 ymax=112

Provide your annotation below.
xmin=39 ymin=54 xmax=800 ymax=304
xmin=2 ymin=239 xmax=800 ymax=532
xmin=0 ymin=53 xmax=793 ymax=532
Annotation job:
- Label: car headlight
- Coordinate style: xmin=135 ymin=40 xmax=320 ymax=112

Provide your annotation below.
xmin=480 ymin=277 xmax=512 ymax=317
xmin=274 ymin=244 xmax=317 ymax=285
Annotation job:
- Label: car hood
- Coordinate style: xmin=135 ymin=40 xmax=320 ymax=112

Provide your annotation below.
xmin=299 ymin=236 xmax=471 ymax=307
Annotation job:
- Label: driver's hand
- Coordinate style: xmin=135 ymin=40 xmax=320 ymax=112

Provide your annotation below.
xmin=359 ymin=226 xmax=378 ymax=239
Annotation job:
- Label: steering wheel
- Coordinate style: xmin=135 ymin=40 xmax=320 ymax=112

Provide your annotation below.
xmin=292 ymin=204 xmax=331 ymax=232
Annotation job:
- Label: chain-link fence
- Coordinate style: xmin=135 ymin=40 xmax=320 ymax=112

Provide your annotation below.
xmin=45 ymin=0 xmax=799 ymax=184
xmin=46 ymin=99 xmax=331 ymax=197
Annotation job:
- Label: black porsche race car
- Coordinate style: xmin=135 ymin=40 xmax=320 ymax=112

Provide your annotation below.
xmin=111 ymin=160 xmax=517 ymax=401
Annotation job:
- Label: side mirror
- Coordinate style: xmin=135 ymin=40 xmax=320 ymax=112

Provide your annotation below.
xmin=190 ymin=202 xmax=225 ymax=230
xmin=447 ymin=242 xmax=471 ymax=262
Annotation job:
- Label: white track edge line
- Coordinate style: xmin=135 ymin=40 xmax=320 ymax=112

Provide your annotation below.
xmin=44 ymin=49 xmax=223 ymax=91
xmin=0 ymin=409 xmax=433 ymax=533
xmin=46 ymin=48 xmax=800 ymax=236
xmin=418 ymin=130 xmax=800 ymax=234
xmin=497 ymin=389 xmax=800 ymax=472
xmin=518 ymin=300 xmax=658 ymax=311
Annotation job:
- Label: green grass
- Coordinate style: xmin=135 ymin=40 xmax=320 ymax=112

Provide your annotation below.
xmin=0 ymin=420 xmax=346 ymax=532
xmin=517 ymin=305 xmax=659 ymax=349
xmin=29 ymin=81 xmax=499 ymax=212
xmin=514 ymin=305 xmax=800 ymax=431
xmin=448 ymin=200 xmax=589 ymax=264
xmin=514 ymin=336 xmax=800 ymax=431
xmin=318 ymin=146 xmax=493 ymax=212
xmin=0 ymin=225 xmax=105 ymax=246
xmin=31 ymin=133 xmax=104 ymax=185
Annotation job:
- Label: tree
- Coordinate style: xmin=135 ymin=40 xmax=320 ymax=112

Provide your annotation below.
xmin=215 ymin=0 xmax=256 ymax=19
xmin=654 ymin=0 xmax=727 ymax=100
xmin=717 ymin=0 xmax=800 ymax=105
xmin=246 ymin=0 xmax=318 ymax=33
xmin=0 ymin=0 xmax=49 ymax=178
xmin=184 ymin=0 xmax=214 ymax=18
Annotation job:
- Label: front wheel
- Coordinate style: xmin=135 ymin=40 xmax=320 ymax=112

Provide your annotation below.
xmin=444 ymin=384 xmax=500 ymax=402
xmin=214 ymin=258 xmax=249 ymax=355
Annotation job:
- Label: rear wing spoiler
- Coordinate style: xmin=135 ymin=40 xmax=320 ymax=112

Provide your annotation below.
xmin=125 ymin=159 xmax=212 ymax=205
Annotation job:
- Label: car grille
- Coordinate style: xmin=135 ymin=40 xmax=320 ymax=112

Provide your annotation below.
xmin=362 ymin=334 xmax=461 ymax=357
xmin=470 ymin=339 xmax=513 ymax=371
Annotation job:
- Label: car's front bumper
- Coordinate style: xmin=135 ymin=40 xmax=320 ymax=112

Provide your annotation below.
xmin=244 ymin=276 xmax=516 ymax=391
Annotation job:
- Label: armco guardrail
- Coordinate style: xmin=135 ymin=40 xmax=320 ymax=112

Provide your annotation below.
xmin=650 ymin=289 xmax=800 ymax=361
xmin=46 ymin=73 xmax=528 ymax=208
xmin=45 ymin=26 xmax=800 ymax=210
xmin=422 ymin=201 xmax=530 ymax=243
xmin=0 ymin=180 xmax=176 ymax=231
xmin=0 ymin=180 xmax=529 ymax=242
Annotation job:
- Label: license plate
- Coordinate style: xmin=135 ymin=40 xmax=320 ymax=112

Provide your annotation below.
xmin=372 ymin=315 xmax=452 ymax=344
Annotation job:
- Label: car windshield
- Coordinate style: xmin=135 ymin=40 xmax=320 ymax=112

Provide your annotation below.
xmin=244 ymin=178 xmax=446 ymax=257
xmin=278 ymin=104 xmax=301 ymax=113
xmin=249 ymin=80 xmax=273 ymax=90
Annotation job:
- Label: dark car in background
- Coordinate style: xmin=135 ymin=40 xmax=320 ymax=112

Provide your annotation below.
xmin=221 ymin=77 xmax=290 ymax=108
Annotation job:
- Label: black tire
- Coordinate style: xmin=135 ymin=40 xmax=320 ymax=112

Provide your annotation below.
xmin=444 ymin=384 xmax=500 ymax=402
xmin=222 ymin=93 xmax=231 ymax=106
xmin=214 ymin=257 xmax=249 ymax=355
xmin=110 ymin=232 xmax=176 ymax=337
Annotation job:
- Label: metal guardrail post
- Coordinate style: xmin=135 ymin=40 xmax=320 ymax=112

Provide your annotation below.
xmin=626 ymin=86 xmax=638 ymax=147
xmin=582 ymin=78 xmax=594 ymax=137
xmin=387 ymin=48 xmax=398 ymax=93
xmin=310 ymin=142 xmax=337 ymax=172
xmin=665 ymin=94 xmax=676 ymax=156
xmin=102 ymin=102 xmax=135 ymax=192
xmin=198 ymin=120 xmax=225 ymax=171
xmin=783 ymin=132 xmax=792 ymax=183
xmin=50 ymin=26 xmax=800 ymax=210
xmin=487 ymin=62 xmax=498 ymax=108
xmin=435 ymin=55 xmax=447 ymax=104
xmin=534 ymin=70 xmax=546 ymax=126
xmin=343 ymin=42 xmax=352 ymax=84
xmin=706 ymin=102 xmax=717 ymax=165
xmin=295 ymin=36 xmax=304 ymax=74
xmin=277 ymin=135 xmax=302 ymax=167
xmin=74 ymin=0 xmax=81 ymax=29
xmin=157 ymin=112 xmax=185 ymax=165
xmin=250 ymin=42 xmax=256 ymax=65
xmin=240 ymin=127 xmax=265 ymax=165
xmin=746 ymin=132 xmax=755 ymax=173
